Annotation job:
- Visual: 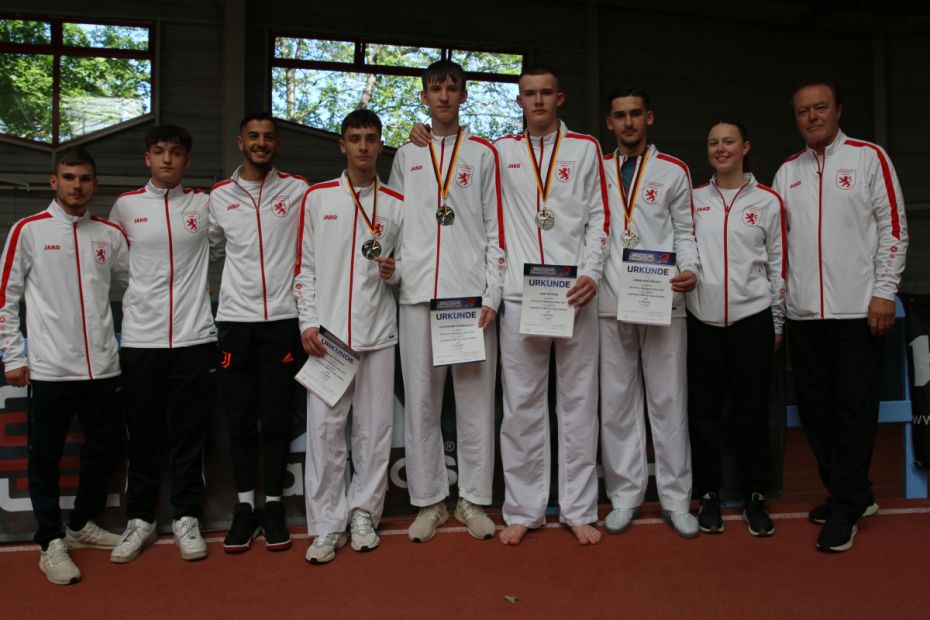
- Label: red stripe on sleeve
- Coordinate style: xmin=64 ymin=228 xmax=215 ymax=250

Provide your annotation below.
xmin=0 ymin=213 xmax=52 ymax=308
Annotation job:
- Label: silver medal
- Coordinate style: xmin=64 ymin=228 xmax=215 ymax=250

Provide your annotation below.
xmin=620 ymin=227 xmax=640 ymax=248
xmin=535 ymin=208 xmax=555 ymax=230
xmin=361 ymin=238 xmax=382 ymax=260
xmin=435 ymin=204 xmax=455 ymax=226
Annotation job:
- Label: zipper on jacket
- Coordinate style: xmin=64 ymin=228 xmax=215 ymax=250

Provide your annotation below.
xmin=815 ymin=153 xmax=825 ymax=319
xmin=713 ymin=183 xmax=749 ymax=327
xmin=535 ymin=135 xmax=545 ymax=263
xmin=348 ymin=207 xmax=358 ymax=348
xmin=434 ymin=138 xmax=446 ymax=298
xmin=164 ymin=195 xmax=175 ymax=348
xmin=72 ymin=222 xmax=94 ymax=379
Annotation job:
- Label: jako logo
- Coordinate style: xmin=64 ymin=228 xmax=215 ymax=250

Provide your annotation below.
xmin=323 ymin=214 xmax=338 ymax=220
xmin=44 ymin=244 xmax=61 ymax=250
xmin=507 ymin=163 xmax=521 ymax=169
xmin=409 ymin=165 xmax=423 ymax=172
xmin=227 ymin=204 xmax=239 ymax=210
xmin=134 ymin=217 xmax=148 ymax=224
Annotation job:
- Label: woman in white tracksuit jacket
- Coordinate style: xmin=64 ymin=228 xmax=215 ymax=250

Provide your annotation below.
xmin=686 ymin=121 xmax=785 ymax=537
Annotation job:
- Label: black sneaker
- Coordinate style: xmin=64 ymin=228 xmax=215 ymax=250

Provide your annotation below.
xmin=261 ymin=501 xmax=291 ymax=551
xmin=223 ymin=503 xmax=260 ymax=553
xmin=742 ymin=493 xmax=774 ymax=537
xmin=697 ymin=492 xmax=724 ymax=534
xmin=809 ymin=501 xmax=879 ymax=524
xmin=816 ymin=515 xmax=857 ymax=552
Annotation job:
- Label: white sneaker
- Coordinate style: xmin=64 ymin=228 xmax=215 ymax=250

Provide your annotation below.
xmin=65 ymin=520 xmax=121 ymax=550
xmin=111 ymin=519 xmax=157 ymax=563
xmin=305 ymin=532 xmax=347 ymax=564
xmin=604 ymin=507 xmax=639 ymax=534
xmin=407 ymin=502 xmax=449 ymax=543
xmin=350 ymin=509 xmax=380 ymax=552
xmin=40 ymin=538 xmax=81 ymax=585
xmin=173 ymin=516 xmax=208 ymax=561
xmin=453 ymin=498 xmax=496 ymax=540
xmin=661 ymin=509 xmax=699 ymax=539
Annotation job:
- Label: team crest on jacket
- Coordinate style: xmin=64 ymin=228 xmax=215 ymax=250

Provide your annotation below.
xmin=456 ymin=163 xmax=473 ymax=188
xmin=374 ymin=216 xmax=388 ymax=239
xmin=742 ymin=206 xmax=761 ymax=227
xmin=643 ymin=182 xmax=663 ymax=204
xmin=555 ymin=161 xmax=574 ymax=183
xmin=182 ymin=210 xmax=200 ymax=233
xmin=272 ymin=196 xmax=289 ymax=217
xmin=836 ymin=169 xmax=855 ymax=190
xmin=92 ymin=241 xmax=109 ymax=264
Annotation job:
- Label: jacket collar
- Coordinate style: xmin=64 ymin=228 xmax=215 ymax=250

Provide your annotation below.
xmin=145 ymin=180 xmax=185 ymax=199
xmin=47 ymin=199 xmax=90 ymax=224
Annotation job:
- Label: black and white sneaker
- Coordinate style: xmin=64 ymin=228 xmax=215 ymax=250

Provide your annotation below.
xmin=261 ymin=501 xmax=292 ymax=551
xmin=698 ymin=492 xmax=724 ymax=534
xmin=817 ymin=515 xmax=857 ymax=552
xmin=809 ymin=501 xmax=879 ymax=524
xmin=223 ymin=503 xmax=260 ymax=553
xmin=742 ymin=493 xmax=774 ymax=537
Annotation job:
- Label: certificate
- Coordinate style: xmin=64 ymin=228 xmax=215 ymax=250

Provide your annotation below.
xmin=519 ymin=263 xmax=577 ymax=338
xmin=294 ymin=327 xmax=359 ymax=407
xmin=616 ymin=248 xmax=676 ymax=326
xmin=430 ymin=296 xmax=486 ymax=366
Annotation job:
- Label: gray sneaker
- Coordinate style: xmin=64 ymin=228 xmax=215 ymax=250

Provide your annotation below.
xmin=350 ymin=509 xmax=380 ymax=552
xmin=453 ymin=498 xmax=496 ymax=540
xmin=40 ymin=538 xmax=81 ymax=585
xmin=305 ymin=532 xmax=347 ymax=564
xmin=661 ymin=509 xmax=699 ymax=539
xmin=173 ymin=516 xmax=208 ymax=561
xmin=604 ymin=507 xmax=639 ymax=534
xmin=65 ymin=520 xmax=121 ymax=550
xmin=408 ymin=501 xmax=449 ymax=543
xmin=111 ymin=518 xmax=157 ymax=563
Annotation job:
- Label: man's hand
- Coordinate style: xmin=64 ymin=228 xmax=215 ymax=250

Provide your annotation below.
xmin=774 ymin=334 xmax=784 ymax=352
xmin=410 ymin=123 xmax=432 ymax=147
xmin=301 ymin=327 xmax=326 ymax=357
xmin=670 ymin=270 xmax=697 ymax=293
xmin=567 ymin=276 xmax=597 ymax=307
xmin=5 ymin=366 xmax=29 ymax=387
xmin=868 ymin=296 xmax=896 ymax=337
xmin=478 ymin=306 xmax=496 ymax=329
xmin=375 ymin=256 xmax=395 ymax=281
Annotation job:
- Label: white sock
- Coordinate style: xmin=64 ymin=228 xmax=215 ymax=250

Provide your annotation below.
xmin=238 ymin=490 xmax=255 ymax=507
xmin=265 ymin=495 xmax=281 ymax=504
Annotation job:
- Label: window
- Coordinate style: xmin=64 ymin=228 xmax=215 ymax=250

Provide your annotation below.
xmin=0 ymin=17 xmax=154 ymax=146
xmin=271 ymin=36 xmax=524 ymax=147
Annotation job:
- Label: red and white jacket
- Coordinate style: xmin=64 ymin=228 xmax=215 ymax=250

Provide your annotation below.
xmin=0 ymin=200 xmax=128 ymax=381
xmin=389 ymin=127 xmax=505 ymax=309
xmin=599 ymin=144 xmax=699 ymax=319
xmin=294 ymin=175 xmax=403 ymax=351
xmin=208 ymin=166 xmax=309 ymax=323
xmin=773 ymin=130 xmax=907 ymax=320
xmin=109 ymin=181 xmax=216 ymax=348
xmin=687 ymin=174 xmax=786 ymax=333
xmin=495 ymin=121 xmax=609 ymax=302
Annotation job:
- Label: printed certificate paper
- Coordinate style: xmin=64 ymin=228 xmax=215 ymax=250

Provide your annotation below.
xmin=617 ymin=248 xmax=676 ymax=326
xmin=294 ymin=327 xmax=359 ymax=407
xmin=430 ymin=297 xmax=486 ymax=366
xmin=520 ymin=263 xmax=577 ymax=338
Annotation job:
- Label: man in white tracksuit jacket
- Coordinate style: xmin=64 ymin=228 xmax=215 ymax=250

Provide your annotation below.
xmin=0 ymin=147 xmax=128 ymax=584
xmin=773 ymin=81 xmax=907 ymax=553
xmin=389 ymin=60 xmax=503 ymax=544
xmin=598 ymin=88 xmax=700 ymax=538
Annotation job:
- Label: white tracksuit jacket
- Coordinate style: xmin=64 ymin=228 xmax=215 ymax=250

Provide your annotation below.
xmin=294 ymin=175 xmax=403 ymax=351
xmin=495 ymin=121 xmax=609 ymax=298
xmin=773 ymin=130 xmax=907 ymax=320
xmin=599 ymin=144 xmax=698 ymax=318
xmin=109 ymin=181 xmax=216 ymax=348
xmin=687 ymin=174 xmax=786 ymax=333
xmin=208 ymin=166 xmax=309 ymax=322
xmin=389 ymin=128 xmax=504 ymax=308
xmin=0 ymin=200 xmax=129 ymax=381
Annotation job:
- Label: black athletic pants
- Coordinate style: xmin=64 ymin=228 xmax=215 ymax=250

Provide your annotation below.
xmin=28 ymin=377 xmax=123 ymax=546
xmin=786 ymin=318 xmax=881 ymax=521
xmin=217 ymin=319 xmax=304 ymax=498
xmin=121 ymin=344 xmax=215 ymax=522
xmin=687 ymin=309 xmax=774 ymax=497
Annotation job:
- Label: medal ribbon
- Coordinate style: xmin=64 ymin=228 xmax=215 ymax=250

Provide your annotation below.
xmin=616 ymin=150 xmax=649 ymax=231
xmin=427 ymin=128 xmax=464 ymax=205
xmin=525 ymin=129 xmax=563 ymax=205
xmin=344 ymin=172 xmax=378 ymax=236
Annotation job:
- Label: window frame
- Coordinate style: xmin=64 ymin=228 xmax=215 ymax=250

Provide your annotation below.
xmin=0 ymin=13 xmax=157 ymax=149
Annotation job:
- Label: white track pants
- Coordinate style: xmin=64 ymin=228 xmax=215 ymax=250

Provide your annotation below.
xmin=399 ymin=303 xmax=497 ymax=506
xmin=599 ymin=318 xmax=692 ymax=513
xmin=304 ymin=346 xmax=394 ymax=536
xmin=499 ymin=300 xmax=599 ymax=528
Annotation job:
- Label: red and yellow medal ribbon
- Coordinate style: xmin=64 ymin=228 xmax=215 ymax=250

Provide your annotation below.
xmin=525 ymin=128 xmax=563 ymax=205
xmin=616 ymin=150 xmax=648 ymax=230
xmin=427 ymin=128 xmax=463 ymax=204
xmin=344 ymin=172 xmax=378 ymax=235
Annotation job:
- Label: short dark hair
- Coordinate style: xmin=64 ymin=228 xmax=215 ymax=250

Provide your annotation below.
xmin=53 ymin=146 xmax=96 ymax=176
xmin=239 ymin=112 xmax=278 ymax=131
xmin=518 ymin=65 xmax=560 ymax=90
xmin=145 ymin=124 xmax=192 ymax=152
xmin=422 ymin=59 xmax=466 ymax=91
xmin=711 ymin=120 xmax=753 ymax=173
xmin=791 ymin=80 xmax=843 ymax=109
xmin=606 ymin=87 xmax=651 ymax=111
xmin=341 ymin=109 xmax=382 ymax=136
